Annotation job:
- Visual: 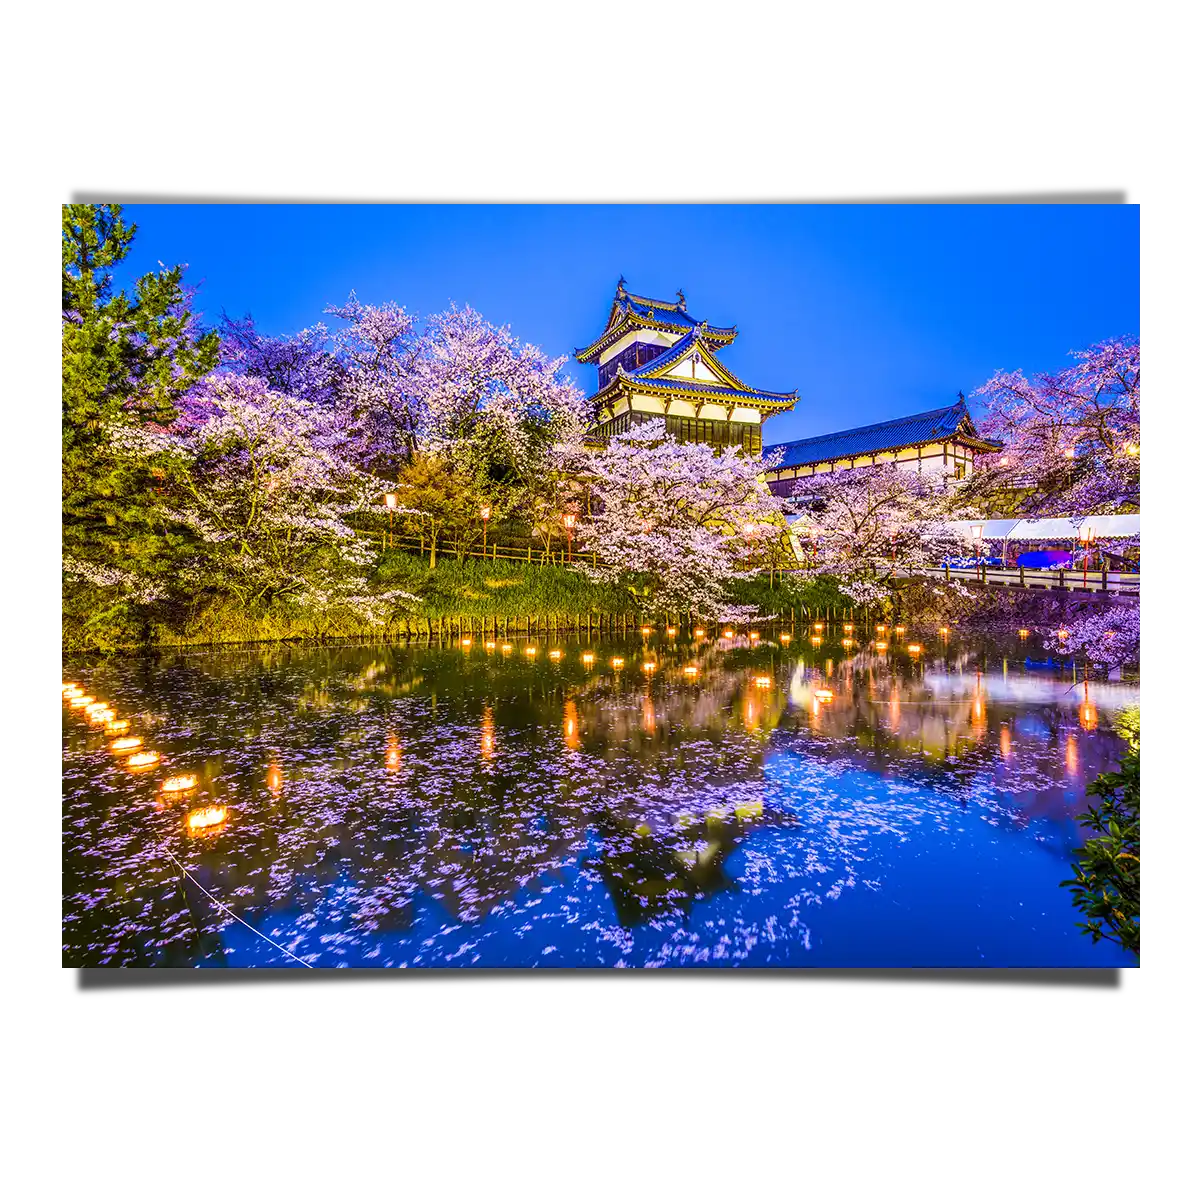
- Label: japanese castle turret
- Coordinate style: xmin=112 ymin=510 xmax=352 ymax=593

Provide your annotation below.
xmin=576 ymin=280 xmax=797 ymax=453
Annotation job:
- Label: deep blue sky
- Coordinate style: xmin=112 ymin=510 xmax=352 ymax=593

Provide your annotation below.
xmin=119 ymin=204 xmax=1139 ymax=444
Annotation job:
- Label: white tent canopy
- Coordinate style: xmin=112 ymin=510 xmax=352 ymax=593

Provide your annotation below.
xmin=946 ymin=514 xmax=1139 ymax=541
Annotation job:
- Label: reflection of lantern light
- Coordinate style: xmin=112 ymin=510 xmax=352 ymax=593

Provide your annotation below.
xmin=88 ymin=707 xmax=114 ymax=724
xmin=895 ymin=625 xmax=906 ymax=635
xmin=501 ymin=643 xmax=513 ymax=654
xmin=85 ymin=701 xmax=109 ymax=715
xmin=161 ymin=774 xmax=197 ymax=794
xmin=563 ymin=700 xmax=580 ymax=750
xmin=267 ymin=763 xmax=283 ymax=794
xmin=485 ymin=640 xmax=496 ymax=650
xmin=780 ymin=633 xmax=791 ymax=644
xmin=683 ymin=665 xmax=699 ymax=677
xmin=1018 ymin=628 xmax=1029 ymax=639
xmin=68 ymin=695 xmax=94 ymax=708
xmin=582 ymin=652 xmax=595 ymax=665
xmin=481 ymin=707 xmax=495 ymax=759
xmin=642 ymin=661 xmax=656 ymax=673
xmin=611 ymin=657 xmax=625 ymax=668
xmin=999 ymin=725 xmax=1011 ymax=757
xmin=111 ymin=737 xmax=142 ymax=753
xmin=939 ymin=626 xmax=949 ymax=636
xmin=186 ymin=805 xmax=228 ymax=833
xmin=907 ymin=644 xmax=922 ymax=654
xmin=754 ymin=676 xmax=771 ymax=688
xmin=549 ymin=649 xmax=562 ymax=660
xmin=127 ymin=751 xmax=159 ymax=769
xmin=876 ymin=624 xmax=886 ymax=633
xmin=1065 ymin=735 xmax=1078 ymax=775
xmin=641 ymin=626 xmax=652 ymax=636
xmin=811 ymin=636 xmax=822 ymax=646
xmin=666 ymin=627 xmax=677 ymax=636
xmin=1079 ymin=702 xmax=1098 ymax=731
xmin=106 ymin=718 xmax=130 ymax=734
xmin=385 ymin=734 xmax=401 ymax=771
xmin=842 ymin=638 xmax=852 ymax=648
xmin=875 ymin=641 xmax=888 ymax=650
xmin=62 ymin=684 xmax=82 ymax=697
xmin=524 ymin=646 xmax=537 ymax=656
xmin=461 ymin=637 xmax=472 ymax=648
xmin=814 ymin=688 xmax=834 ymax=702
xmin=826 ymin=659 xmax=834 ymax=677
xmin=642 ymin=696 xmax=656 ymax=733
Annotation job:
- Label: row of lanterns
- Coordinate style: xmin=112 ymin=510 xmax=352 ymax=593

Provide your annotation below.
xmin=62 ymin=682 xmax=226 ymax=836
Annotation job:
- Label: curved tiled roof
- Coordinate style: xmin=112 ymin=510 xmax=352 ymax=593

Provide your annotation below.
xmin=574 ymin=284 xmax=736 ymax=361
xmin=764 ymin=400 xmax=998 ymax=469
xmin=595 ymin=374 xmax=798 ymax=409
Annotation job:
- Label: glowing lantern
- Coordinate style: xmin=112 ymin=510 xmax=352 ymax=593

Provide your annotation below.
xmin=875 ymin=641 xmax=888 ymax=650
xmin=267 ymin=763 xmax=284 ymax=794
xmin=549 ymin=649 xmax=562 ymax=660
xmin=110 ymin=737 xmax=142 ymax=753
xmin=939 ymin=626 xmax=949 ymax=636
xmin=68 ymin=694 xmax=94 ymax=708
xmin=813 ymin=623 xmax=823 ymax=632
xmin=1057 ymin=628 xmax=1069 ymax=640
xmin=461 ymin=637 xmax=472 ymax=647
xmin=895 ymin=625 xmax=906 ymax=635
xmin=814 ymin=688 xmax=834 ymax=702
xmin=666 ymin=627 xmax=677 ymax=636
xmin=811 ymin=636 xmax=822 ymax=646
xmin=780 ymin=633 xmax=792 ymax=644
xmin=611 ymin=657 xmax=625 ymax=669
xmin=694 ymin=627 xmax=706 ymax=637
xmin=876 ymin=624 xmax=886 ymax=633
xmin=1079 ymin=702 xmax=1099 ymax=731
xmin=62 ymin=684 xmax=82 ymax=697
xmin=641 ymin=625 xmax=652 ymax=636
xmin=486 ymin=640 xmax=496 ymax=650
xmin=999 ymin=456 xmax=1009 ymax=466
xmin=1124 ymin=442 xmax=1139 ymax=457
xmin=723 ymin=629 xmax=735 ymax=639
xmin=186 ymin=805 xmax=228 ymax=834
xmin=841 ymin=638 xmax=853 ymax=648
xmin=384 ymin=492 xmax=397 ymax=509
xmin=642 ymin=661 xmax=657 ymax=673
xmin=749 ymin=631 xmax=760 ymax=642
xmin=105 ymin=718 xmax=130 ymax=734
xmin=754 ymin=676 xmax=771 ymax=688
xmin=907 ymin=644 xmax=922 ymax=655
xmin=582 ymin=652 xmax=595 ymax=665
xmin=683 ymin=665 xmax=699 ymax=677
xmin=524 ymin=645 xmax=537 ymax=656
xmin=84 ymin=700 xmax=108 ymax=715
xmin=1018 ymin=628 xmax=1029 ymax=639
xmin=161 ymin=774 xmax=197 ymax=794
xmin=501 ymin=643 xmax=513 ymax=654
xmin=127 ymin=751 xmax=159 ymax=769
xmin=843 ymin=623 xmax=853 ymax=633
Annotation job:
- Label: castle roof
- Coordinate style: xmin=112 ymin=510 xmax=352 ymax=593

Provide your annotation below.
xmin=764 ymin=400 xmax=999 ymax=469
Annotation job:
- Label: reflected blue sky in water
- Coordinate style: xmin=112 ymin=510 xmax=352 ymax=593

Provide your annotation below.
xmin=62 ymin=632 xmax=1137 ymax=967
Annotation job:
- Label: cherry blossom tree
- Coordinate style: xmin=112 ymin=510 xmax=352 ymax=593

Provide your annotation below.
xmin=792 ymin=464 xmax=972 ymax=605
xmin=113 ymin=375 xmax=416 ymax=625
xmin=572 ymin=420 xmax=786 ymax=617
xmin=1049 ymin=604 xmax=1139 ymax=670
xmin=967 ymin=337 xmax=1140 ymax=515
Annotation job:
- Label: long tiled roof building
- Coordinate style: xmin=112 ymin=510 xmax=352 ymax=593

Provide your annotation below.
xmin=578 ymin=280 xmax=797 ymax=454
xmin=762 ymin=398 xmax=1000 ymax=496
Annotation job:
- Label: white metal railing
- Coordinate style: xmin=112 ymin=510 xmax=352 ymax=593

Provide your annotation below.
xmin=912 ymin=565 xmax=1140 ymax=595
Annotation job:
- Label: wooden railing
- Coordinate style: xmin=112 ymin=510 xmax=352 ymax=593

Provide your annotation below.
xmin=362 ymin=531 xmax=599 ymax=568
xmin=912 ymin=564 xmax=1140 ymax=596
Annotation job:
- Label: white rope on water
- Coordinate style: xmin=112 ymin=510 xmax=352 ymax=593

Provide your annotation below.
xmin=162 ymin=844 xmax=315 ymax=969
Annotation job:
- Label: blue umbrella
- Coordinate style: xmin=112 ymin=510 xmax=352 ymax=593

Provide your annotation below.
xmin=1017 ymin=549 xmax=1072 ymax=569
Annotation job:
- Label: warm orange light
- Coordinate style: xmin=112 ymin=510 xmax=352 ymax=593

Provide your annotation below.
xmin=814 ymin=688 xmax=834 ymax=702
xmin=480 ymin=706 xmax=495 ymax=759
xmin=501 ymin=643 xmax=513 ymax=653
xmin=1018 ymin=628 xmax=1029 ymax=639
xmin=780 ymin=633 xmax=791 ymax=644
xmin=127 ymin=751 xmax=159 ymax=769
xmin=811 ymin=636 xmax=822 ymax=646
xmin=876 ymin=624 xmax=886 ymax=632
xmin=110 ymin=737 xmax=142 ymax=753
xmin=461 ymin=637 xmax=472 ymax=647
xmin=641 ymin=625 xmax=652 ymax=636
xmin=267 ymin=763 xmax=284 ymax=794
xmin=814 ymin=623 xmax=823 ymax=631
xmin=642 ymin=661 xmax=657 ymax=673
xmin=88 ymin=707 xmax=114 ymax=724
xmin=84 ymin=700 xmax=108 ymax=714
xmin=486 ymin=640 xmax=496 ymax=650
xmin=582 ymin=652 xmax=595 ymax=665
xmin=843 ymin=623 xmax=853 ymax=633
xmin=939 ymin=626 xmax=950 ymax=636
xmin=666 ymin=626 xmax=677 ymax=636
xmin=683 ymin=665 xmax=699 ymax=677
xmin=479 ymin=504 xmax=491 ymax=521
xmin=907 ymin=644 xmax=922 ymax=654
xmin=524 ymin=645 xmax=537 ymax=656
xmin=549 ymin=649 xmax=562 ymax=660
xmin=1057 ymin=628 xmax=1068 ymax=640
xmin=68 ymin=694 xmax=94 ymax=708
xmin=1065 ymin=735 xmax=1079 ymax=775
xmin=62 ymin=684 xmax=82 ymax=697
xmin=1124 ymin=442 xmax=1139 ymax=457
xmin=895 ymin=625 xmax=906 ymax=634
xmin=694 ymin=627 xmax=705 ymax=637
xmin=1079 ymin=703 xmax=1099 ymax=731
xmin=875 ymin=641 xmax=888 ymax=650
xmin=186 ymin=805 xmax=228 ymax=833
xmin=754 ymin=676 xmax=771 ymax=688
xmin=161 ymin=774 xmax=197 ymax=794
xmin=749 ymin=631 xmax=760 ymax=642
xmin=723 ymin=629 xmax=735 ymax=639
xmin=384 ymin=492 xmax=398 ymax=509
xmin=1000 ymin=725 xmax=1011 ymax=758
xmin=105 ymin=718 xmax=130 ymax=734
xmin=563 ymin=699 xmax=581 ymax=751
xmin=841 ymin=638 xmax=852 ymax=648
xmin=611 ymin=657 xmax=625 ymax=669
xmin=385 ymin=733 xmax=401 ymax=771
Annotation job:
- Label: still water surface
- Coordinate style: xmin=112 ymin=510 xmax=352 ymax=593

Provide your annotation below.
xmin=63 ymin=629 xmax=1138 ymax=968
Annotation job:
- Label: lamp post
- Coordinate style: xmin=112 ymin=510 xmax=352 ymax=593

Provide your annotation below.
xmin=1079 ymin=522 xmax=1095 ymax=589
xmin=479 ymin=504 xmax=491 ymax=556
xmin=563 ymin=512 xmax=576 ymax=562
xmin=384 ymin=492 xmax=397 ymax=548
xmin=970 ymin=523 xmax=984 ymax=581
